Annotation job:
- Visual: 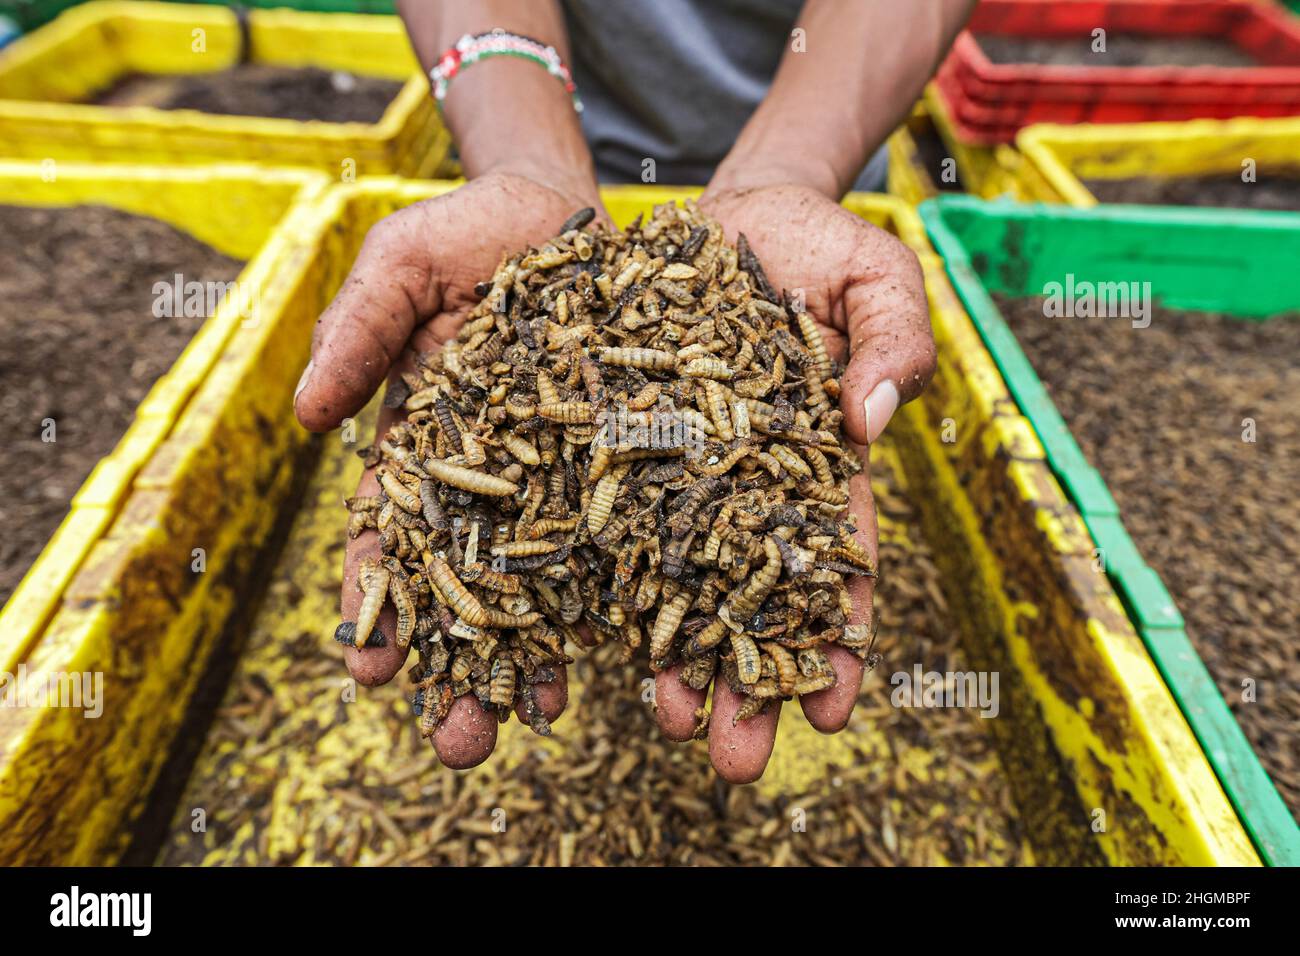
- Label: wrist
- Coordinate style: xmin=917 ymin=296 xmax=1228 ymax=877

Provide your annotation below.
xmin=708 ymin=147 xmax=845 ymax=202
xmin=440 ymin=55 xmax=599 ymax=205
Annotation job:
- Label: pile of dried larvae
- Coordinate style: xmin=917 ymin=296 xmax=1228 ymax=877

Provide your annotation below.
xmin=338 ymin=200 xmax=877 ymax=739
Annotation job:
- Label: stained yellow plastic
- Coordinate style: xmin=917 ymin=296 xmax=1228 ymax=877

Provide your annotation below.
xmin=1015 ymin=116 xmax=1300 ymax=206
xmin=0 ymin=1 xmax=448 ymax=177
xmin=0 ymin=181 xmax=1257 ymax=866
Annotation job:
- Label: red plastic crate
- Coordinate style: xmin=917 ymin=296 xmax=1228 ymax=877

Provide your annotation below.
xmin=935 ymin=0 xmax=1300 ymax=143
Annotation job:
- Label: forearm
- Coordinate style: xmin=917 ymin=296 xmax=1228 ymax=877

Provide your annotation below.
xmin=711 ymin=0 xmax=977 ymax=199
xmin=397 ymin=0 xmax=598 ymax=202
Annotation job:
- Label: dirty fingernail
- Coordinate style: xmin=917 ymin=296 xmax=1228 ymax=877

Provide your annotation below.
xmin=294 ymin=360 xmax=314 ymax=403
xmin=864 ymin=380 xmax=899 ymax=444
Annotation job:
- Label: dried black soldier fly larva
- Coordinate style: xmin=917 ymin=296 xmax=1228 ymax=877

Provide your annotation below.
xmin=340 ymin=200 xmax=877 ymax=738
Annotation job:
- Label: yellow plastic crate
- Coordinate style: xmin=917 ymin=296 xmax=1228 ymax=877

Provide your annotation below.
xmin=0 ymin=180 xmax=1256 ymax=866
xmin=0 ymin=160 xmax=332 ymax=865
xmin=885 ymin=86 xmax=1027 ymax=202
xmin=0 ymin=1 xmax=448 ymax=177
xmin=1015 ymin=116 xmax=1300 ymax=206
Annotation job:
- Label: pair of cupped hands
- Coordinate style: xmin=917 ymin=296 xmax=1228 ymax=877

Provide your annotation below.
xmin=294 ymin=170 xmax=936 ymax=783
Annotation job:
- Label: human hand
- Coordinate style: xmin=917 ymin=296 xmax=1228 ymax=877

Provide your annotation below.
xmin=294 ymin=170 xmax=607 ymax=769
xmin=652 ymin=181 xmax=936 ymax=783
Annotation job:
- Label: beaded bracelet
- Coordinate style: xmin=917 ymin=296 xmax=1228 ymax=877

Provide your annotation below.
xmin=430 ymin=29 xmax=582 ymax=115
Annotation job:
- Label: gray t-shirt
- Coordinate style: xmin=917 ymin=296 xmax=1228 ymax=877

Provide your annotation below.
xmin=561 ymin=0 xmax=888 ymax=191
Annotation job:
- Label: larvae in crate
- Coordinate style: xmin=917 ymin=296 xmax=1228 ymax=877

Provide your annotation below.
xmin=337 ymin=198 xmax=877 ymax=741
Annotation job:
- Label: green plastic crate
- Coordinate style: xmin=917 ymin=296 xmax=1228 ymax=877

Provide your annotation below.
xmin=920 ymin=195 xmax=1300 ymax=867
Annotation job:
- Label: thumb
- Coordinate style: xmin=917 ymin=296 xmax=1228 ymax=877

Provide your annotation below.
xmin=294 ymin=204 xmax=442 ymax=433
xmin=838 ymin=237 xmax=935 ymax=446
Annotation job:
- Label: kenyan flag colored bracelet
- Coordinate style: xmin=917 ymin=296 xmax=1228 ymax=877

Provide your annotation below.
xmin=430 ymin=29 xmax=583 ymax=115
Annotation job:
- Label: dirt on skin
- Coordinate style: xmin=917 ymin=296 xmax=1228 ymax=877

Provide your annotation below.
xmin=1083 ymin=170 xmax=1300 ymax=211
xmin=0 ymin=205 xmax=244 ymax=608
xmin=997 ymin=295 xmax=1300 ymax=818
xmin=974 ymin=33 xmax=1262 ymax=68
xmin=92 ymin=65 xmax=404 ymax=124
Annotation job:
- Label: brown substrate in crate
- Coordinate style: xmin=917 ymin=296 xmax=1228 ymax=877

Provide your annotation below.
xmin=974 ymin=33 xmax=1261 ymax=68
xmin=154 ymin=425 xmax=1033 ymax=866
xmin=997 ymin=295 xmax=1300 ymax=816
xmin=1083 ymin=170 xmax=1300 ymax=211
xmin=912 ymin=125 xmax=965 ymax=193
xmin=92 ymin=65 xmax=404 ymax=124
xmin=0 ymin=205 xmax=243 ymax=608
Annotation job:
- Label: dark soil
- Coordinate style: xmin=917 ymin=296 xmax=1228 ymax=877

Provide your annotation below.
xmin=974 ymin=33 xmax=1261 ymax=68
xmin=996 ymin=295 xmax=1300 ymax=817
xmin=0 ymin=205 xmax=244 ymax=608
xmin=92 ymin=65 xmax=404 ymax=123
xmin=1083 ymin=170 xmax=1300 ymax=211
xmin=912 ymin=125 xmax=964 ymax=193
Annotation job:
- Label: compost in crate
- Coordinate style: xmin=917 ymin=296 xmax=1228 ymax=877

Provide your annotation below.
xmin=996 ymin=295 xmax=1300 ymax=816
xmin=1080 ymin=167 xmax=1300 ymax=211
xmin=92 ymin=64 xmax=404 ymax=124
xmin=0 ymin=203 xmax=242 ymax=607
xmin=974 ymin=33 xmax=1262 ymax=69
xmin=339 ymin=202 xmax=876 ymax=739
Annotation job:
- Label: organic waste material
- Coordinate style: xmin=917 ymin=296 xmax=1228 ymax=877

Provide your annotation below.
xmin=93 ymin=65 xmax=403 ymax=124
xmin=1083 ymin=170 xmax=1300 ymax=211
xmin=998 ymin=295 xmax=1300 ymax=817
xmin=340 ymin=202 xmax=876 ymax=741
xmin=973 ymin=33 xmax=1261 ymax=68
xmin=0 ymin=204 xmax=243 ymax=608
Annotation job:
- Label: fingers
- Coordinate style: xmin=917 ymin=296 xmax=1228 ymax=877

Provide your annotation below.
xmin=839 ymin=229 xmax=936 ymax=446
xmin=514 ymin=666 xmax=569 ymax=726
xmin=654 ymin=665 xmax=707 ymax=742
xmin=341 ymin=532 xmax=409 ymax=686
xmin=340 ymin=481 xmax=410 ymax=687
xmin=431 ymin=695 xmax=499 ymax=770
xmin=295 ymin=202 xmax=444 ymax=432
xmin=800 ymin=646 xmax=865 ymax=733
xmin=338 ymin=400 xmax=411 ymax=686
xmin=709 ymin=679 xmax=782 ymax=784
xmin=440 ymin=664 xmax=570 ymax=768
xmin=802 ymin=451 xmax=877 ymax=732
